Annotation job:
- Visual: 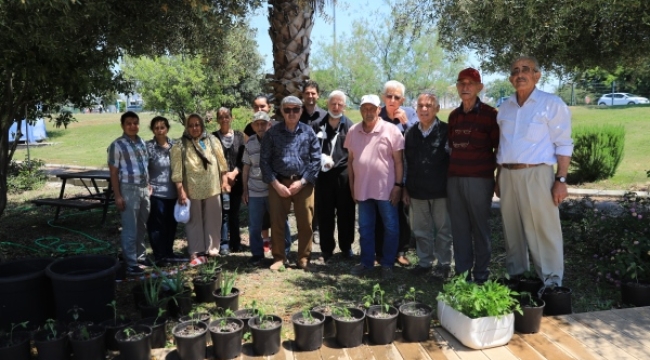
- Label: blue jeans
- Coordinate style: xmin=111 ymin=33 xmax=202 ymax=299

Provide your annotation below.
xmin=119 ymin=183 xmax=150 ymax=267
xmin=358 ymin=199 xmax=399 ymax=268
xmin=248 ymin=196 xmax=292 ymax=257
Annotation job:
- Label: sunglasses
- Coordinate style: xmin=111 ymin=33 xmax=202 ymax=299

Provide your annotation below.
xmin=385 ymin=94 xmax=402 ymax=101
xmin=283 ymin=107 xmax=301 ymax=114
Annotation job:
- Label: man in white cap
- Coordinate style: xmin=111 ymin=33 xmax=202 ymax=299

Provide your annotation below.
xmin=344 ymin=94 xmax=404 ymax=279
xmin=260 ymin=95 xmax=321 ymax=271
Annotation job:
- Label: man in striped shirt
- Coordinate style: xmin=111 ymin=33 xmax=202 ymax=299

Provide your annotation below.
xmin=108 ymin=111 xmax=151 ymax=276
xmin=447 ymin=68 xmax=500 ymax=284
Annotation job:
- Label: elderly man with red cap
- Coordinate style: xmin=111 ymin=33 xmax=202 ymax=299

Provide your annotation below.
xmin=447 ymin=68 xmax=500 ymax=284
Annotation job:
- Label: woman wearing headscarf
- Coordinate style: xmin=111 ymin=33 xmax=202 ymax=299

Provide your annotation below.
xmin=171 ymin=113 xmax=228 ymax=266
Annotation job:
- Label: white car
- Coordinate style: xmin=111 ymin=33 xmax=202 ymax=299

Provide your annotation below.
xmin=597 ymin=93 xmax=649 ymax=106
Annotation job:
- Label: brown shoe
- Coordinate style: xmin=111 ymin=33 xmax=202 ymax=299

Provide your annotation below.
xmin=270 ymin=261 xmax=285 ymax=271
xmin=397 ymin=255 xmax=411 ymax=266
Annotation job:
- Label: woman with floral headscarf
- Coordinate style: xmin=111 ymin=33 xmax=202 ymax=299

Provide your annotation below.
xmin=171 ymin=113 xmax=228 ymax=266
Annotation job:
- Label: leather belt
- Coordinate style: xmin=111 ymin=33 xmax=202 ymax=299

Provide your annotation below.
xmin=501 ymin=163 xmax=542 ymax=170
xmin=277 ymin=174 xmax=302 ymax=181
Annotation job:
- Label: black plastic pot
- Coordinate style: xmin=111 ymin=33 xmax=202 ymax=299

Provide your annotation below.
xmin=291 ymin=310 xmax=325 ymax=351
xmin=179 ymin=312 xmax=211 ymax=345
xmin=311 ymin=304 xmax=336 ymax=338
xmin=621 ymin=281 xmax=650 ymax=307
xmin=99 ymin=318 xmax=132 ymax=351
xmin=233 ymin=308 xmax=257 ymax=334
xmin=173 ymin=320 xmax=208 ymax=360
xmin=192 ymin=276 xmax=219 ymax=303
xmin=365 ymin=305 xmax=398 ymax=345
xmin=46 ymin=255 xmax=119 ymax=323
xmin=168 ymin=291 xmax=194 ymax=318
xmin=519 ymin=278 xmax=544 ymax=297
xmin=332 ymin=307 xmax=365 ymax=348
xmin=137 ymin=317 xmax=168 ymax=349
xmin=0 ymin=334 xmax=31 ymax=360
xmin=69 ymin=325 xmax=106 ymax=360
xmin=114 ymin=324 xmax=152 ymax=360
xmin=34 ymin=329 xmax=70 ymax=360
xmin=138 ymin=298 xmax=169 ymax=319
xmin=248 ymin=315 xmax=283 ymax=356
xmin=0 ymin=258 xmax=54 ymax=329
xmin=514 ymin=298 xmax=545 ymax=334
xmin=542 ymin=286 xmax=572 ymax=315
xmin=213 ymin=287 xmax=239 ymax=312
xmin=209 ymin=318 xmax=244 ymax=360
xmin=399 ymin=302 xmax=432 ymax=342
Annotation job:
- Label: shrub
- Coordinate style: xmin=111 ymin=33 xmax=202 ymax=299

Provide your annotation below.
xmin=570 ymin=125 xmax=624 ymax=183
xmin=7 ymin=157 xmax=47 ymax=193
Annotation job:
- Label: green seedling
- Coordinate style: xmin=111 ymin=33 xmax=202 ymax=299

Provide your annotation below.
xmin=362 ymin=283 xmax=389 ymax=314
xmin=68 ymin=305 xmax=84 ymax=322
xmin=220 ymin=269 xmax=237 ymax=296
xmin=404 ymin=286 xmax=424 ymax=303
xmin=5 ymin=321 xmax=29 ymax=345
xmin=43 ymin=319 xmax=58 ymax=340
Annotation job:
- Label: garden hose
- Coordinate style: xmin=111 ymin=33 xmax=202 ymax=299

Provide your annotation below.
xmin=0 ymin=207 xmax=116 ymax=255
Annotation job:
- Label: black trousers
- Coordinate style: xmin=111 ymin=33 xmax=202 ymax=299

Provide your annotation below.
xmin=375 ymin=200 xmax=410 ymax=259
xmin=315 ymin=167 xmax=356 ymax=255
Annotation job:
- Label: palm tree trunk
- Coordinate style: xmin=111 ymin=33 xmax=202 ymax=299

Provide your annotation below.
xmin=266 ymin=0 xmax=316 ymax=108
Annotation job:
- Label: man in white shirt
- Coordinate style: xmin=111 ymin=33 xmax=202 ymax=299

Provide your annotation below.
xmin=496 ymin=56 xmax=573 ymax=286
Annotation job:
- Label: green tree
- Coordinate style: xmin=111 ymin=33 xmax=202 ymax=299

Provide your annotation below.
xmin=405 ymin=0 xmax=650 ymax=72
xmin=122 ymin=23 xmax=263 ymax=124
xmin=311 ymin=0 xmax=464 ymax=104
xmin=484 ymin=78 xmax=513 ymax=102
xmin=0 ymin=0 xmax=258 ymax=217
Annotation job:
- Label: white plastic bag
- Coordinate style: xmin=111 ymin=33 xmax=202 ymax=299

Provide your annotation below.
xmin=174 ymin=199 xmax=191 ymax=224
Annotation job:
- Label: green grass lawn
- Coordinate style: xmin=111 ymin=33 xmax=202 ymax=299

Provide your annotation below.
xmin=13 ymin=105 xmax=650 ymax=190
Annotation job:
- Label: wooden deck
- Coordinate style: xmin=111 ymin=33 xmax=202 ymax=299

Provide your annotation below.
xmin=146 ymin=306 xmax=650 ymax=360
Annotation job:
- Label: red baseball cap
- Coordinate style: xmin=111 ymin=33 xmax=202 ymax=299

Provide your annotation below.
xmin=457 ymin=68 xmax=481 ymax=83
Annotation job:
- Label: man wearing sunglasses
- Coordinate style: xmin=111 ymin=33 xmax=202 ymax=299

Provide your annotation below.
xmin=496 ymin=56 xmax=573 ymax=287
xmin=447 ymin=68 xmax=500 ymax=284
xmin=376 ymin=80 xmax=418 ymax=267
xmin=260 ymin=95 xmax=321 ymax=272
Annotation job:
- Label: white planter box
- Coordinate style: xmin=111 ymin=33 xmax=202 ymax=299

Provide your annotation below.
xmin=437 ymin=301 xmax=514 ymax=349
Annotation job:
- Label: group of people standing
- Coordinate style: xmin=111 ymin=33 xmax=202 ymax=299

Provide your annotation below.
xmin=108 ymin=55 xmax=572 ymax=287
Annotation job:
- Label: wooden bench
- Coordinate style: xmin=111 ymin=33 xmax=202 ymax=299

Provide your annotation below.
xmin=32 ymin=198 xmax=105 ymax=210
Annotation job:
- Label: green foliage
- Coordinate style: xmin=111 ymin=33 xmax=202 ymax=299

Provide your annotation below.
xmin=437 ymin=272 xmax=521 ymax=319
xmin=121 ymin=22 xmax=263 ymax=124
xmin=301 ymin=308 xmax=314 ymax=322
xmin=196 ymin=258 xmax=221 ymax=283
xmin=3 ymin=321 xmax=28 ymax=346
xmin=570 ymin=125 xmax=625 ymax=183
xmin=362 ymin=283 xmax=389 ymax=313
xmin=331 ymin=306 xmax=355 ymax=321
xmin=142 ymin=278 xmax=164 ymax=307
xmin=484 ymin=78 xmax=513 ymax=102
xmin=43 ymin=319 xmax=58 ymax=340
xmin=404 ymin=287 xmax=424 ymax=303
xmin=7 ymin=157 xmax=47 ymax=194
xmin=311 ymin=0 xmax=464 ymax=104
xmin=160 ymin=269 xmax=187 ymax=295
xmin=417 ymin=0 xmax=650 ymax=72
xmin=67 ymin=306 xmax=83 ymax=322
xmin=578 ymin=193 xmax=650 ymax=283
xmin=219 ymin=270 xmax=237 ymax=296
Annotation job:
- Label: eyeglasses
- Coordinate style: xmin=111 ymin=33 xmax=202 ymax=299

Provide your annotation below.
xmin=385 ymin=94 xmax=402 ymax=101
xmin=510 ymin=66 xmax=537 ymax=76
xmin=283 ymin=107 xmax=301 ymax=114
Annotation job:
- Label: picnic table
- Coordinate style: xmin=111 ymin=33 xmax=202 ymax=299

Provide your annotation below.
xmin=32 ymin=170 xmax=114 ymax=224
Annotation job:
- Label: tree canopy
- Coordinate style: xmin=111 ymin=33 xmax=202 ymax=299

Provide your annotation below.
xmin=311 ymin=0 xmax=465 ymax=104
xmin=122 ymin=22 xmax=264 ymax=123
xmin=409 ymin=0 xmax=650 ymax=73
xmin=0 ymin=0 xmax=259 ymax=217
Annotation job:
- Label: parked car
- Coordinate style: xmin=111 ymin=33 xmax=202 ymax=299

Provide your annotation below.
xmin=597 ymin=93 xmax=649 ymax=106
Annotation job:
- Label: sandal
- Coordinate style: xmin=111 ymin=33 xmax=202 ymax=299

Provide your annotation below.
xmin=189 ymin=255 xmax=207 ymax=267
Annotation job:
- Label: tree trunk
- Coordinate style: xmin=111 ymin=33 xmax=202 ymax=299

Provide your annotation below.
xmin=267 ymin=0 xmax=315 ymax=108
xmin=0 ymin=113 xmax=13 ymax=218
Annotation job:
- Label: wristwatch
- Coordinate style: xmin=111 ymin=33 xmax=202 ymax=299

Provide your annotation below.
xmin=555 ymin=176 xmax=566 ymax=183
xmin=394 ymin=182 xmax=404 ymax=188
